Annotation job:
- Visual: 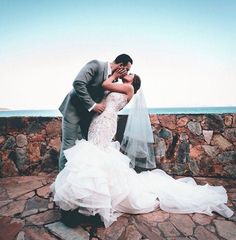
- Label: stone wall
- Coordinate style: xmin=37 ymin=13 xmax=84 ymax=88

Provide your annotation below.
xmin=117 ymin=114 xmax=236 ymax=178
xmin=0 ymin=113 xmax=236 ymax=178
xmin=0 ymin=117 xmax=61 ymax=177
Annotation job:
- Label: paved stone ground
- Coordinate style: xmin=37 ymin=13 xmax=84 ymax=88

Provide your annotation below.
xmin=0 ymin=173 xmax=235 ymax=240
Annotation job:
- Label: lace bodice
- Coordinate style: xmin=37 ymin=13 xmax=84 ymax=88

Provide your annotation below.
xmin=88 ymin=92 xmax=128 ymax=148
xmin=104 ymin=92 xmax=128 ymax=113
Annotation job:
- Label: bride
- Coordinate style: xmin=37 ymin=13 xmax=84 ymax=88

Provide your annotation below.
xmin=51 ymin=70 xmax=234 ymax=228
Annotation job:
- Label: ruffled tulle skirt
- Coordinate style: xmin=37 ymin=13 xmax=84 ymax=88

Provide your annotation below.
xmin=50 ymin=140 xmax=233 ymax=227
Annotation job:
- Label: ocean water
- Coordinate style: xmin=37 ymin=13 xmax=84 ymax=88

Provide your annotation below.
xmin=0 ymin=107 xmax=236 ymax=117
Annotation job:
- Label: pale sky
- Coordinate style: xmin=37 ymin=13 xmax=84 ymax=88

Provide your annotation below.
xmin=0 ymin=0 xmax=236 ymax=110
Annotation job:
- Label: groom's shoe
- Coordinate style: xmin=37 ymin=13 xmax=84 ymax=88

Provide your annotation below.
xmin=60 ymin=209 xmax=104 ymax=228
xmin=76 ymin=213 xmax=104 ymax=227
xmin=86 ymin=214 xmax=104 ymax=227
xmin=60 ymin=209 xmax=79 ymax=228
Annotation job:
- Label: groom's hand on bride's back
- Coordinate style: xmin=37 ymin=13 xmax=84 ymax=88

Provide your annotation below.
xmin=93 ymin=103 xmax=105 ymax=113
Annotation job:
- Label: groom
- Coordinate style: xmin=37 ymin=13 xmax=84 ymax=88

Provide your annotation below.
xmin=58 ymin=54 xmax=133 ymax=227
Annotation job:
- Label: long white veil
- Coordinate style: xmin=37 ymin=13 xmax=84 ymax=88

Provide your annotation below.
xmin=120 ymin=89 xmax=156 ymax=169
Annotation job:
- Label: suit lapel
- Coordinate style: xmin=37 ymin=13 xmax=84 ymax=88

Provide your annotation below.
xmin=103 ymin=62 xmax=109 ymax=81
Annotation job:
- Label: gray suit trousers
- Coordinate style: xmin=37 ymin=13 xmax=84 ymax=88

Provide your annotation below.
xmin=59 ymin=118 xmax=84 ymax=171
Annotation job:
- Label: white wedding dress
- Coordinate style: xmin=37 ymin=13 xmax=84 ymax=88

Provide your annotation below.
xmin=51 ymin=92 xmax=234 ymax=227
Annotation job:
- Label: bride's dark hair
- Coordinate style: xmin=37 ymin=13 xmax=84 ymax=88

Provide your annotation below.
xmin=132 ymin=74 xmax=141 ymax=94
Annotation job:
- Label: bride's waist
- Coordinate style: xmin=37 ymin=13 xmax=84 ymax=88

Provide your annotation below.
xmin=102 ymin=109 xmax=118 ymax=116
xmin=93 ymin=111 xmax=117 ymax=122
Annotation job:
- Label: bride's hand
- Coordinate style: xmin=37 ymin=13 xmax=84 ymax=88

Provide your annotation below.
xmin=113 ymin=67 xmax=127 ymax=79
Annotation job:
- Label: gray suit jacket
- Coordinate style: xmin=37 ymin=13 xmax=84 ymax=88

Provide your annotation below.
xmin=59 ymin=60 xmax=108 ymax=124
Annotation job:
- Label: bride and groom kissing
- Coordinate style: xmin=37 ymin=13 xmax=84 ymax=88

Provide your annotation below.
xmin=58 ymin=54 xmax=136 ymax=171
xmin=50 ymin=54 xmax=233 ymax=228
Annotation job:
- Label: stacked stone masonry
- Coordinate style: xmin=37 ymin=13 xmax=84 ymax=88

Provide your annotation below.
xmin=0 ymin=114 xmax=236 ymax=178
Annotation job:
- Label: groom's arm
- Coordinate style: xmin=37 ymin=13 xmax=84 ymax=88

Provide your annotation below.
xmin=72 ymin=60 xmax=99 ymax=110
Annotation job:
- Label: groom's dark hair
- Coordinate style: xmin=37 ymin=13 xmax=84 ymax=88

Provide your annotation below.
xmin=114 ymin=54 xmax=133 ymax=65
